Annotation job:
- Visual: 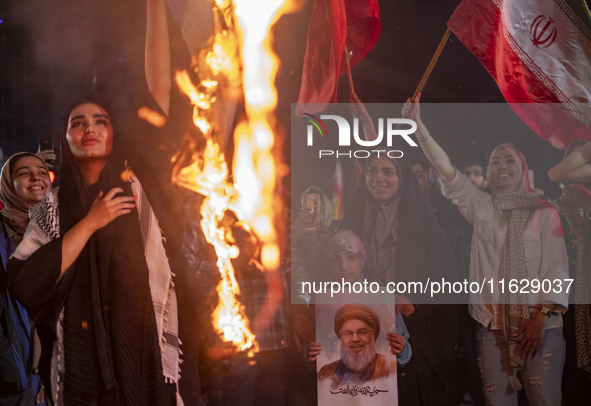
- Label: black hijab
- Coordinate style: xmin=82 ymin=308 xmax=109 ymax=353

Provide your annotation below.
xmin=57 ymin=97 xmax=166 ymax=405
xmin=340 ymin=153 xmax=457 ymax=299
xmin=340 ymin=152 xmax=459 ymax=405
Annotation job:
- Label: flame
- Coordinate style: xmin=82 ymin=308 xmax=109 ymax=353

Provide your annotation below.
xmin=137 ymin=106 xmax=167 ymax=128
xmin=173 ymin=0 xmax=289 ymax=351
xmin=233 ymin=0 xmax=291 ymax=271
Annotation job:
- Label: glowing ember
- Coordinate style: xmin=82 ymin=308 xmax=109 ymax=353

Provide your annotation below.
xmin=173 ymin=0 xmax=289 ymax=351
xmin=137 ymin=106 xmax=166 ymax=128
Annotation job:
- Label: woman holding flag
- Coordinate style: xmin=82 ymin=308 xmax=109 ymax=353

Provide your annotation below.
xmin=403 ymin=98 xmax=569 ymax=406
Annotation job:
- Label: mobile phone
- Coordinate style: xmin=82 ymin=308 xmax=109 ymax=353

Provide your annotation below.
xmin=301 ymin=193 xmax=321 ymax=231
xmin=39 ymin=133 xmax=53 ymax=152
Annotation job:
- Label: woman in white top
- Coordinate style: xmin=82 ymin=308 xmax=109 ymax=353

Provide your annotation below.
xmin=403 ymin=98 xmax=569 ymax=406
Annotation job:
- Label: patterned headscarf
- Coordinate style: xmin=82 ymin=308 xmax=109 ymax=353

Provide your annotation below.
xmin=327 ymin=229 xmax=366 ymax=265
xmin=0 ymin=152 xmax=50 ymax=235
xmin=555 ymin=140 xmax=591 ymax=372
xmin=487 ymin=143 xmax=549 ymax=378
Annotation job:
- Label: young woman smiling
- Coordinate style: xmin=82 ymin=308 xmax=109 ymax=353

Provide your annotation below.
xmin=404 ymin=98 xmax=569 ymax=406
xmin=0 ymin=152 xmax=52 ymax=405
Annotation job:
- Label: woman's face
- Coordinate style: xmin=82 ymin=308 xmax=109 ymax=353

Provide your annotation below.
xmin=365 ymin=156 xmax=399 ymax=201
xmin=488 ymin=147 xmax=524 ymax=192
xmin=12 ymin=155 xmax=51 ymax=204
xmin=66 ymin=103 xmax=113 ymax=163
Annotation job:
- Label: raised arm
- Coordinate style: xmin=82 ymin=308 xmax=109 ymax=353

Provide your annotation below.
xmin=145 ymin=0 xmax=171 ymax=115
xmin=401 ymin=97 xmax=456 ymax=182
xmin=548 ymin=141 xmax=591 ymax=184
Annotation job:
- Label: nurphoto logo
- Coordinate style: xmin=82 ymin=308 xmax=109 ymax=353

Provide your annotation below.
xmin=303 ymin=113 xmax=418 ymax=159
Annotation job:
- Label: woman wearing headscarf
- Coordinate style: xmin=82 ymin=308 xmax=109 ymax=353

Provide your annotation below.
xmin=339 ymin=148 xmax=459 ymax=405
xmin=0 ymin=152 xmax=51 ymax=405
xmin=6 ymin=96 xmax=191 ymax=405
xmin=551 ymin=140 xmax=591 ymax=406
xmin=404 ymin=99 xmax=569 ymax=406
xmin=7 ymin=0 xmax=205 ymax=402
xmin=0 ymin=153 xmax=52 ymax=244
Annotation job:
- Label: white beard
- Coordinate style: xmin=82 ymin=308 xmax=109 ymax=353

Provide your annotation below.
xmin=340 ymin=340 xmax=376 ymax=371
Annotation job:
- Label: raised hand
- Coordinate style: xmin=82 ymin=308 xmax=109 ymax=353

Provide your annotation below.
xmin=401 ymin=94 xmax=422 ymax=123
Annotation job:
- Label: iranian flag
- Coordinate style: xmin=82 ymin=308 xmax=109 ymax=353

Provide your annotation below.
xmin=448 ymin=0 xmax=591 ymax=149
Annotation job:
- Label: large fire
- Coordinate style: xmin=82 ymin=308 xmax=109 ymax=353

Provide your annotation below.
xmin=173 ymin=0 xmax=289 ymax=351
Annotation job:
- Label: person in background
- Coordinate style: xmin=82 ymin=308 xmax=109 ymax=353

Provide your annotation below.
xmin=339 ymin=151 xmax=458 ymax=406
xmin=461 ymin=162 xmax=488 ymax=191
xmin=548 ymin=140 xmax=591 ymax=185
xmin=404 ymin=97 xmax=569 ymax=406
xmin=183 ymin=197 xmax=293 ymax=406
xmin=308 ymin=229 xmax=412 ymax=373
xmin=412 ymin=158 xmax=484 ymax=406
xmin=0 ymin=152 xmax=52 ymax=405
xmin=551 ymin=140 xmax=591 ymax=406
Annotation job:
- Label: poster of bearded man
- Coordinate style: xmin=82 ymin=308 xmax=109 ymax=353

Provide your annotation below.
xmin=316 ymin=302 xmax=398 ymax=405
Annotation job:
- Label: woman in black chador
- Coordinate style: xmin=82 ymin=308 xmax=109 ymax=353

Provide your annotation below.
xmin=340 ymin=150 xmax=459 ymax=406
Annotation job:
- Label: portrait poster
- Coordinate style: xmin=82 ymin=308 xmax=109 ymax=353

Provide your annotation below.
xmin=315 ymin=293 xmax=398 ymax=406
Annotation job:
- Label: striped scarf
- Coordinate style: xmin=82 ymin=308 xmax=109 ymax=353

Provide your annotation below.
xmin=16 ymin=180 xmax=182 ymax=405
xmin=492 ymin=184 xmax=548 ymax=382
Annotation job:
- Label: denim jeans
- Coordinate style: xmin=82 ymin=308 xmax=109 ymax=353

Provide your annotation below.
xmin=475 ymin=324 xmax=565 ymax=406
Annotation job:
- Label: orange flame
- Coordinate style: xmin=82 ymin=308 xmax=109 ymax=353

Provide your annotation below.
xmin=233 ymin=0 xmax=291 ymax=271
xmin=137 ymin=106 xmax=167 ymax=128
xmin=173 ymin=0 xmax=289 ymax=351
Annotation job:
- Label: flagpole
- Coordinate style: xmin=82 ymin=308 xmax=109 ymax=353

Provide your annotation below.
xmin=412 ymin=28 xmax=451 ymax=99
xmin=343 ymin=45 xmax=358 ymax=102
xmin=342 ymin=44 xmax=377 ymax=200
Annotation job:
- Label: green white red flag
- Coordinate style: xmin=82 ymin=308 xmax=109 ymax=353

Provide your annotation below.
xmin=448 ymin=0 xmax=591 ymax=149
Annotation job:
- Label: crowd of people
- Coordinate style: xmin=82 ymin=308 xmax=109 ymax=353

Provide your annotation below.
xmin=1 ymin=0 xmax=591 ymax=405
xmin=2 ymin=121 xmax=590 ymax=405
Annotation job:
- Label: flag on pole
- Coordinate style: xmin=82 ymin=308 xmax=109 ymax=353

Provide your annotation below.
xmin=448 ymin=0 xmax=591 ymax=149
xmin=296 ymin=0 xmax=380 ymax=115
xmin=332 ymin=161 xmax=344 ymax=221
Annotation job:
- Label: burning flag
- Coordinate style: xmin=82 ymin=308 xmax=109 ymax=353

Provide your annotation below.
xmin=448 ymin=0 xmax=591 ymax=149
xmin=171 ymin=0 xmax=289 ymax=352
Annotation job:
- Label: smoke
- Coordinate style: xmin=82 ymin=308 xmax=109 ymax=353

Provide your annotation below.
xmin=14 ymin=0 xmax=146 ymax=118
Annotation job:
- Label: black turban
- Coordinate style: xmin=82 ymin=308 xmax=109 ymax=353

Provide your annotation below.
xmin=334 ymin=304 xmax=380 ymax=339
